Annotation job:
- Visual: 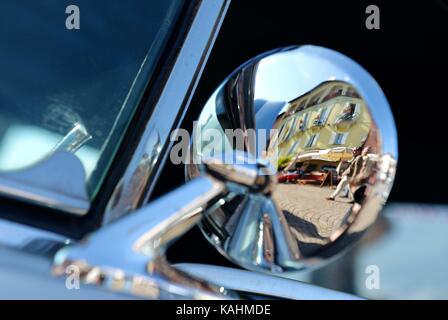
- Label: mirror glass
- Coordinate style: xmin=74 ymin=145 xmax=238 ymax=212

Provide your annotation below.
xmin=188 ymin=45 xmax=397 ymax=273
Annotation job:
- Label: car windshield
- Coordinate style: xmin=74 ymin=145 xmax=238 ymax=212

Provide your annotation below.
xmin=0 ymin=0 xmax=184 ymax=201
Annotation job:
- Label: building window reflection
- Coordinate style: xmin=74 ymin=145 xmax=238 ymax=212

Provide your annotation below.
xmin=330 ymin=132 xmax=349 ymax=145
xmin=299 ymin=113 xmax=309 ymax=131
xmin=269 ymin=80 xmax=374 ymax=174
xmin=288 ymin=139 xmax=302 ymax=154
xmin=312 ymin=106 xmax=332 ymax=127
xmin=305 ymin=134 xmax=318 ymax=148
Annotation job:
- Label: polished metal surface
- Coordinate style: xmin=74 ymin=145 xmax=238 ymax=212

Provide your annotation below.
xmin=0 ymin=246 xmax=135 ymax=300
xmin=176 ymin=263 xmax=361 ymax=300
xmin=188 ymin=45 xmax=398 ymax=274
xmin=102 ymin=0 xmax=231 ymax=224
xmin=53 ymin=175 xmax=238 ymax=299
xmin=0 ymin=151 xmax=89 ymax=215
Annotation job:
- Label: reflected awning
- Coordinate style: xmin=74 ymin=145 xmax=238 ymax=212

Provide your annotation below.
xmin=294 ymin=147 xmax=353 ymax=163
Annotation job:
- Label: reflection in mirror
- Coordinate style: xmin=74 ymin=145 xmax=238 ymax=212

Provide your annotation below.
xmin=268 ymin=81 xmax=379 ymax=255
xmin=188 ymin=45 xmax=397 ymax=274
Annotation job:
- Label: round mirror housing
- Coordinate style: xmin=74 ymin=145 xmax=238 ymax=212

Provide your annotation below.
xmin=187 ymin=45 xmax=397 ymax=274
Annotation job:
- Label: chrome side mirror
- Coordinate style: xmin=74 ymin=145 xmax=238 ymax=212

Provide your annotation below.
xmin=52 ymin=45 xmax=396 ymax=300
xmin=187 ymin=45 xmax=397 ymax=274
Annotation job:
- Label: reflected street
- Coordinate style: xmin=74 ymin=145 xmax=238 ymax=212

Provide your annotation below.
xmin=273 ymin=184 xmax=352 ymax=255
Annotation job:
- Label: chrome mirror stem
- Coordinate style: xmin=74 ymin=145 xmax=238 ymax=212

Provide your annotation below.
xmin=53 ymin=175 xmax=237 ymax=299
xmin=52 ymin=151 xmax=364 ymax=299
xmin=188 ymin=45 xmax=397 ymax=275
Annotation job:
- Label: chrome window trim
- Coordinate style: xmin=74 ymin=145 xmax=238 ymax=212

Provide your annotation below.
xmin=102 ymin=0 xmax=231 ymax=224
xmin=0 ymin=219 xmax=70 ymax=254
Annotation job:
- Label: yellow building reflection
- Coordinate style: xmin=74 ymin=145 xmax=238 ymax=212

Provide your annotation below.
xmin=269 ymin=81 xmax=375 ymax=172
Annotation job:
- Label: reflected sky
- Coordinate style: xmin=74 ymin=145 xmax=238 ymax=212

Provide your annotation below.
xmin=255 ymin=51 xmax=340 ymax=103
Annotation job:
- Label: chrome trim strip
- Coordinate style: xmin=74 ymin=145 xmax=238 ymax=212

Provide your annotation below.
xmin=0 ymin=151 xmax=89 ymax=215
xmin=103 ymin=0 xmax=231 ymax=224
xmin=54 ymin=176 xmax=236 ymax=299
xmin=176 ymin=263 xmax=362 ymax=300
xmin=0 ymin=219 xmax=70 ymax=253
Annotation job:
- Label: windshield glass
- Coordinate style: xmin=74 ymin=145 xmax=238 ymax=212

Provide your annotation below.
xmin=0 ymin=0 xmax=184 ymax=200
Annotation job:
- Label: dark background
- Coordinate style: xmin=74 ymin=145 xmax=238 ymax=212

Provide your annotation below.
xmin=157 ymin=0 xmax=448 ymax=265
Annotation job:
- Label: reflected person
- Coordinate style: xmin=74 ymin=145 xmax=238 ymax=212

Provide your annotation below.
xmin=326 ymin=147 xmax=362 ymax=202
xmin=350 ymin=146 xmax=376 ymax=206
